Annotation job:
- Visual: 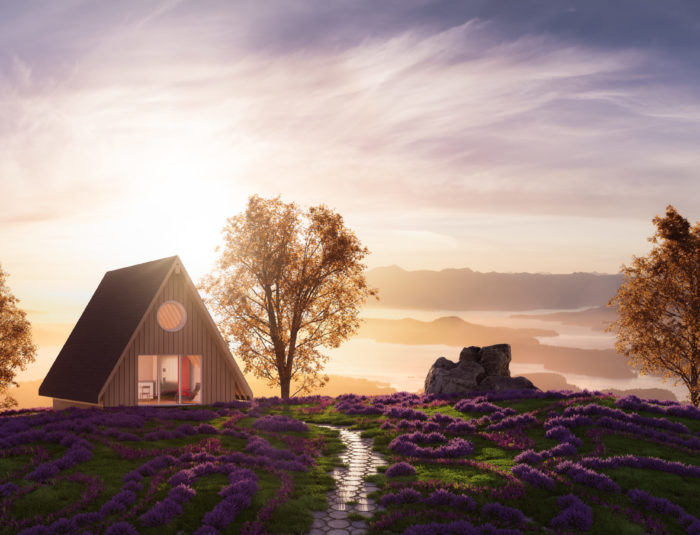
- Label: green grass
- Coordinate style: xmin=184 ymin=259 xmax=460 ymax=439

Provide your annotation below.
xmin=2 ymin=393 xmax=700 ymax=534
xmin=596 ymin=433 xmax=700 ymax=465
xmin=0 ymin=453 xmax=31 ymax=478
xmin=11 ymin=478 xmax=86 ymax=521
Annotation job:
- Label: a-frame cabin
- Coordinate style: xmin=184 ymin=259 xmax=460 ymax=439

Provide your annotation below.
xmin=40 ymin=256 xmax=253 ymax=409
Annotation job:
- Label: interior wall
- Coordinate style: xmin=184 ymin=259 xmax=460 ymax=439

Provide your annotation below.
xmin=137 ymin=354 xmax=157 ymax=381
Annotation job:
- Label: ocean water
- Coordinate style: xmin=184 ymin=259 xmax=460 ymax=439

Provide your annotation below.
xmin=325 ymin=307 xmax=690 ymax=402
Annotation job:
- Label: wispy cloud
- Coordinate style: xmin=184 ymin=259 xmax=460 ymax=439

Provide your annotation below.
xmin=0 ymin=1 xmax=699 ymax=276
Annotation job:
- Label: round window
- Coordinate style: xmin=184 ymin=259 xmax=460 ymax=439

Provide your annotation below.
xmin=157 ymin=301 xmax=187 ymax=332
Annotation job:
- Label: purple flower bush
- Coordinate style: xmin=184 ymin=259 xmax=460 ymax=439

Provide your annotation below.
xmin=511 ymin=463 xmax=555 ymax=490
xmin=513 ymin=449 xmax=545 ymax=465
xmin=485 ymin=413 xmax=536 ymax=432
xmin=252 ymin=414 xmax=309 ymax=432
xmin=429 ymin=412 xmax=459 ymax=425
xmin=555 ymin=461 xmax=621 ymax=492
xmin=0 ymin=483 xmax=18 ymax=497
xmin=104 ymin=522 xmax=139 ymax=535
xmin=550 ymin=494 xmax=593 ymax=531
xmin=384 ymin=406 xmax=429 ymax=420
xmin=580 ymin=454 xmax=700 ymax=478
xmin=481 ymin=503 xmax=528 ymax=527
xmin=335 ymin=394 xmax=383 ymax=415
xmin=385 ymin=461 xmax=417 ymax=477
xmin=139 ymin=497 xmax=183 ymax=527
xmin=402 ymin=519 xmax=524 ymax=535
xmin=445 ymin=419 xmax=478 ymax=435
xmin=389 ymin=432 xmax=475 ymax=458
xmin=423 ymin=489 xmax=476 ymax=510
xmin=200 ymin=472 xmax=258 ymax=531
xmin=627 ymin=489 xmax=700 ymax=534
xmin=544 ymin=425 xmax=583 ymax=447
xmin=454 ymin=398 xmax=502 ymax=414
xmin=380 ymin=486 xmax=476 ymax=511
xmin=616 ymin=395 xmax=700 ymax=420
xmin=380 ymin=487 xmax=423 ymax=506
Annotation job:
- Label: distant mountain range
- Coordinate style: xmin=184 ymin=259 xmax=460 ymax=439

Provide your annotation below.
xmin=366 ymin=266 xmax=623 ymax=310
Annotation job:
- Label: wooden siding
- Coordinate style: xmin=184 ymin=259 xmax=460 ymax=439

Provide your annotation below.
xmin=102 ymin=271 xmax=247 ymax=406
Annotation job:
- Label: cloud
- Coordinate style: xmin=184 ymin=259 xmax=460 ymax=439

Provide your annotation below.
xmin=0 ymin=1 xmax=699 ymax=275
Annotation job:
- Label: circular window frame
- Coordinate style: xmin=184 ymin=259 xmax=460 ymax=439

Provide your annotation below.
xmin=157 ymin=300 xmax=187 ymax=332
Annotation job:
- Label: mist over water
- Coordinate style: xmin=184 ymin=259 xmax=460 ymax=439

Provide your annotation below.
xmin=326 ymin=307 xmax=690 ymax=402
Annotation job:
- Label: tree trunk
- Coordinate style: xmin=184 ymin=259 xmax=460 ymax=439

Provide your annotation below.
xmin=279 ymin=368 xmax=291 ymax=399
xmin=690 ymin=388 xmax=699 ymax=408
xmin=280 ymin=379 xmax=290 ymax=399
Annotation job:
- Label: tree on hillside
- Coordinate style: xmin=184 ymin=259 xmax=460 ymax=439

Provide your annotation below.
xmin=608 ymin=206 xmax=700 ymax=406
xmin=201 ymin=195 xmax=377 ymax=399
xmin=0 ymin=265 xmax=37 ymax=408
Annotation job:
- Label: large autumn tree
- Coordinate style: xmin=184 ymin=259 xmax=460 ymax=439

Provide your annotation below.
xmin=608 ymin=206 xmax=700 ymax=406
xmin=201 ymin=195 xmax=377 ymax=399
xmin=0 ymin=264 xmax=37 ymax=409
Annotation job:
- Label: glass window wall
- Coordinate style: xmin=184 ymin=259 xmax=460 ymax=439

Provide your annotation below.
xmin=137 ymin=354 xmax=201 ymax=405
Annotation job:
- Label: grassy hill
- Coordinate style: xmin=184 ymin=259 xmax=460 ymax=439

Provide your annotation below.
xmin=1 ymin=390 xmax=699 ymax=534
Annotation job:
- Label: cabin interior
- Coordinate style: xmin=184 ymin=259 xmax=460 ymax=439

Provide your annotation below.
xmin=137 ymin=354 xmax=202 ymax=405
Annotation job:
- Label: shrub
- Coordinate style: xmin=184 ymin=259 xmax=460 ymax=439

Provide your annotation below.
xmin=385 ymin=462 xmax=417 ymax=477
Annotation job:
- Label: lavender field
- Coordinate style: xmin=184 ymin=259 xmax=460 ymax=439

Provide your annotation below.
xmin=1 ymin=390 xmax=700 ymax=534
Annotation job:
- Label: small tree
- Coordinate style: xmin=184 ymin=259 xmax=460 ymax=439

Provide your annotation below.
xmin=608 ymin=206 xmax=700 ymax=406
xmin=0 ymin=265 xmax=37 ymax=408
xmin=201 ymin=195 xmax=377 ymax=399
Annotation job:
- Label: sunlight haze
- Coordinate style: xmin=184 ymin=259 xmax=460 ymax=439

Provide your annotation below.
xmin=2 ymin=1 xmax=699 ymax=399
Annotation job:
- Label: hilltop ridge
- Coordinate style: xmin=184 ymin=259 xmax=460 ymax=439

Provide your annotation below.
xmin=366 ymin=266 xmax=623 ymax=310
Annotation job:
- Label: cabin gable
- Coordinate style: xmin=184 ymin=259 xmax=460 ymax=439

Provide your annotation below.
xmin=39 ymin=255 xmax=252 ymax=409
xmin=101 ymin=268 xmax=250 ymax=406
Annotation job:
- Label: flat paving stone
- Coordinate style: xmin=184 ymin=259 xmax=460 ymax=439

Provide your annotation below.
xmin=329 ymin=510 xmax=349 ymax=519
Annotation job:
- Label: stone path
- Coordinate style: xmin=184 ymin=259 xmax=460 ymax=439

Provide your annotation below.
xmin=309 ymin=425 xmax=385 ymax=535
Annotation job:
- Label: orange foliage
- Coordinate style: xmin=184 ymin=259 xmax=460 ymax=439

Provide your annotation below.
xmin=608 ymin=206 xmax=700 ymax=406
xmin=201 ymin=196 xmax=377 ymax=398
xmin=0 ymin=265 xmax=37 ymax=408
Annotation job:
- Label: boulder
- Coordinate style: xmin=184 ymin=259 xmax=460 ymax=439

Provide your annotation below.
xmin=424 ymin=344 xmax=538 ymax=395
xmin=458 ymin=346 xmax=481 ymax=363
xmin=478 ymin=375 xmax=537 ymax=392
xmin=478 ymin=344 xmax=511 ymax=377
xmin=424 ymin=359 xmax=486 ymax=395
xmin=433 ymin=356 xmax=458 ymax=370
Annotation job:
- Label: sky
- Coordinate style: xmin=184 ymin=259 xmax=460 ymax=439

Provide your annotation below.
xmin=2 ymin=1 xmax=700 ymax=380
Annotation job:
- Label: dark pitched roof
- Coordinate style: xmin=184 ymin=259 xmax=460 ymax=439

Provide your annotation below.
xmin=39 ymin=256 xmax=177 ymax=404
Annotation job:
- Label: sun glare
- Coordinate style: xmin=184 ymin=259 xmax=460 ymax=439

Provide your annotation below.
xmin=103 ymin=133 xmax=248 ymax=278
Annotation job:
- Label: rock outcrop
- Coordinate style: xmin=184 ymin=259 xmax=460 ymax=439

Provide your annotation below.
xmin=424 ymin=344 xmax=538 ymax=395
